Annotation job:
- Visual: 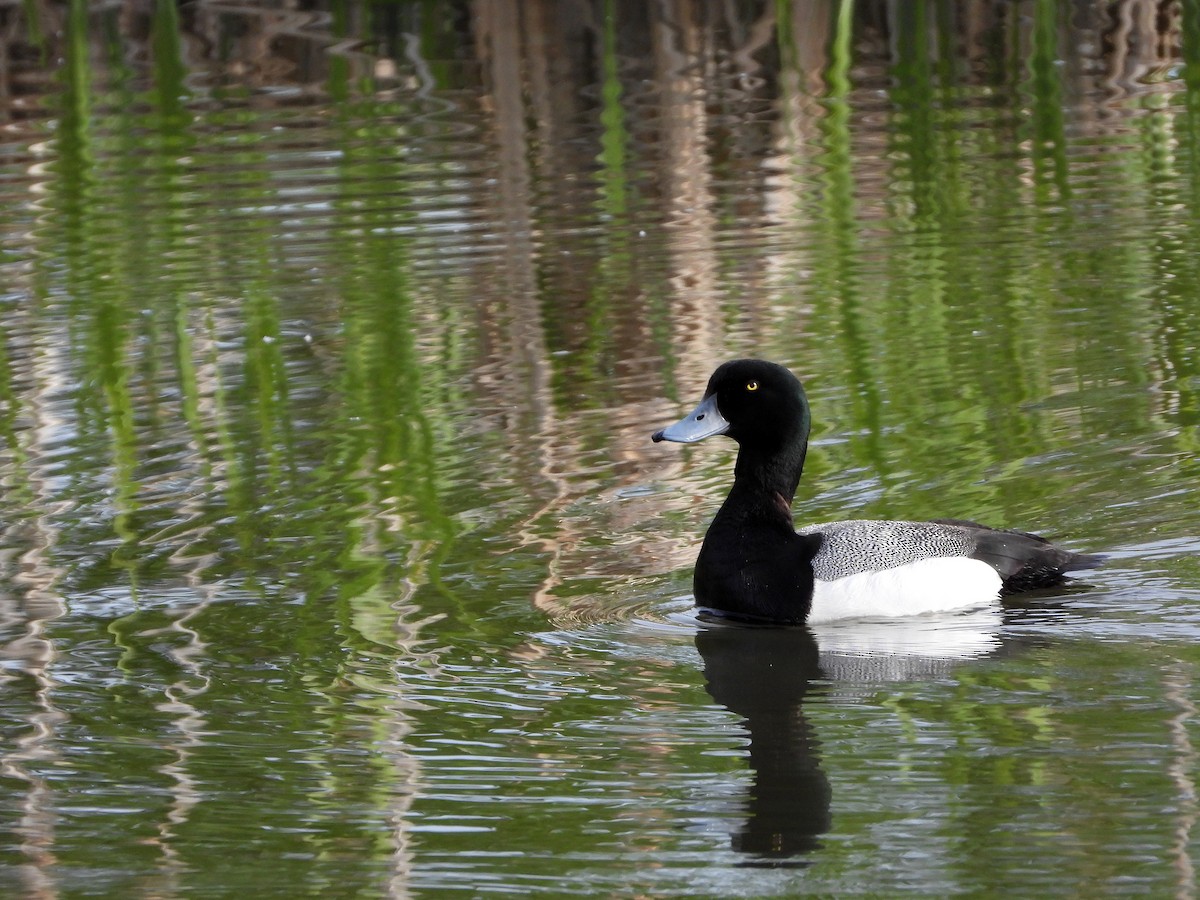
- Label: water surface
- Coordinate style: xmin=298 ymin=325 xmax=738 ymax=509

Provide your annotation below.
xmin=2 ymin=1 xmax=1200 ymax=896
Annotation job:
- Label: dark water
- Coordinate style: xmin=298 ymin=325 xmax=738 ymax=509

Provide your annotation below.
xmin=2 ymin=1 xmax=1200 ymax=895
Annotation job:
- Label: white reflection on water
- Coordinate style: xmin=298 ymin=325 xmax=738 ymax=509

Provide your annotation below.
xmin=637 ymin=597 xmax=1005 ymax=674
xmin=810 ymin=605 xmax=1004 ymax=680
xmin=1164 ymin=663 xmax=1198 ymax=899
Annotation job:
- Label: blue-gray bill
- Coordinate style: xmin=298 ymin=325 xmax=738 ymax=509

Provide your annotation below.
xmin=652 ymin=393 xmax=730 ymax=443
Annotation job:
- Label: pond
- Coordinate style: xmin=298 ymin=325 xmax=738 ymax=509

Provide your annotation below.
xmin=2 ymin=0 xmax=1200 ymax=895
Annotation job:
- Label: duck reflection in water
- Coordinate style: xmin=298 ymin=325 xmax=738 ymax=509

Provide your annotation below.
xmin=695 ymin=623 xmax=830 ymax=864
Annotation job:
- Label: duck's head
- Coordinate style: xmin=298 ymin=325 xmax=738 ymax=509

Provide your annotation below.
xmin=652 ymin=359 xmax=811 ymax=452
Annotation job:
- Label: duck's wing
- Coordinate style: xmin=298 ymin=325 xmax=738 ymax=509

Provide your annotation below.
xmin=799 ymin=518 xmax=1100 ymax=593
xmin=798 ymin=520 xmax=975 ymax=581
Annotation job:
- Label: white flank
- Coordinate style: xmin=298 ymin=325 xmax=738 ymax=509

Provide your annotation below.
xmin=805 ymin=556 xmax=1003 ymax=625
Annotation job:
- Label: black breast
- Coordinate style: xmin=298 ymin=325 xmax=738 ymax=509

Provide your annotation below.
xmin=694 ymin=518 xmax=822 ymax=624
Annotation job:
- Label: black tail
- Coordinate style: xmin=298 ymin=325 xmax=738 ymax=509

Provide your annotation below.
xmin=934 ymin=518 xmax=1103 ymax=594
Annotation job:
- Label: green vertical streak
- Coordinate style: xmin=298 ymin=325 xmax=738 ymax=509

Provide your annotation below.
xmin=149 ymin=0 xmax=206 ymax=452
xmin=184 ymin=97 xmax=257 ymax=544
xmin=0 ymin=326 xmax=19 ymax=458
xmin=880 ymin=1 xmax=985 ymax=516
xmin=812 ymin=0 xmax=888 ymax=480
xmin=891 ymin=2 xmax=938 ymax=223
xmin=57 ymin=0 xmax=93 ymax=250
xmin=56 ymin=1 xmax=141 ymax=577
xmin=948 ymin=12 xmax=1052 ymax=465
xmin=417 ymin=0 xmax=457 ymax=87
xmin=322 ymin=24 xmax=378 ymax=619
xmin=969 ymin=4 xmax=1077 ymax=473
xmin=770 ymin=0 xmax=816 ymax=361
xmin=171 ymin=300 xmax=203 ymax=448
xmin=1186 ymin=0 xmax=1200 ymax=198
xmin=933 ymin=0 xmax=966 ymax=214
xmin=823 ymin=0 xmax=855 ymax=233
xmin=329 ymin=0 xmax=352 ymax=104
xmin=775 ymin=0 xmax=796 ymax=73
xmin=1028 ymin=0 xmax=1070 ymax=202
xmin=208 ymin=141 xmax=293 ymax=542
xmin=95 ymin=290 xmax=139 ymax=552
xmin=202 ymin=180 xmax=288 ymax=562
xmin=239 ymin=282 xmax=293 ymax=534
xmin=22 ymin=0 xmax=45 ymax=58
xmin=597 ymin=0 xmax=628 ymax=223
xmin=1156 ymin=0 xmax=1200 ymax=436
xmin=576 ymin=0 xmax=627 ymax=403
xmin=326 ymin=47 xmax=460 ymax=626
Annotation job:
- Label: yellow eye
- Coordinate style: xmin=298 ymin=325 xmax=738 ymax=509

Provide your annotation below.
xmin=746 ymin=380 xmax=759 ymax=392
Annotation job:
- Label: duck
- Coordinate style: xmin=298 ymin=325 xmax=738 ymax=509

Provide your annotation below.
xmin=652 ymin=359 xmax=1100 ymax=625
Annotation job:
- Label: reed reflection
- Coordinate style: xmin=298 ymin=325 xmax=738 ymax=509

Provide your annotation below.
xmin=695 ymin=624 xmax=830 ymax=862
xmin=0 ymin=0 xmax=1197 ymax=892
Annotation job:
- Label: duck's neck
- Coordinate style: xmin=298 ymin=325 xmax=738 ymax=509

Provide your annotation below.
xmin=696 ymin=436 xmax=817 ymax=624
xmin=731 ymin=438 xmax=808 ymax=510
